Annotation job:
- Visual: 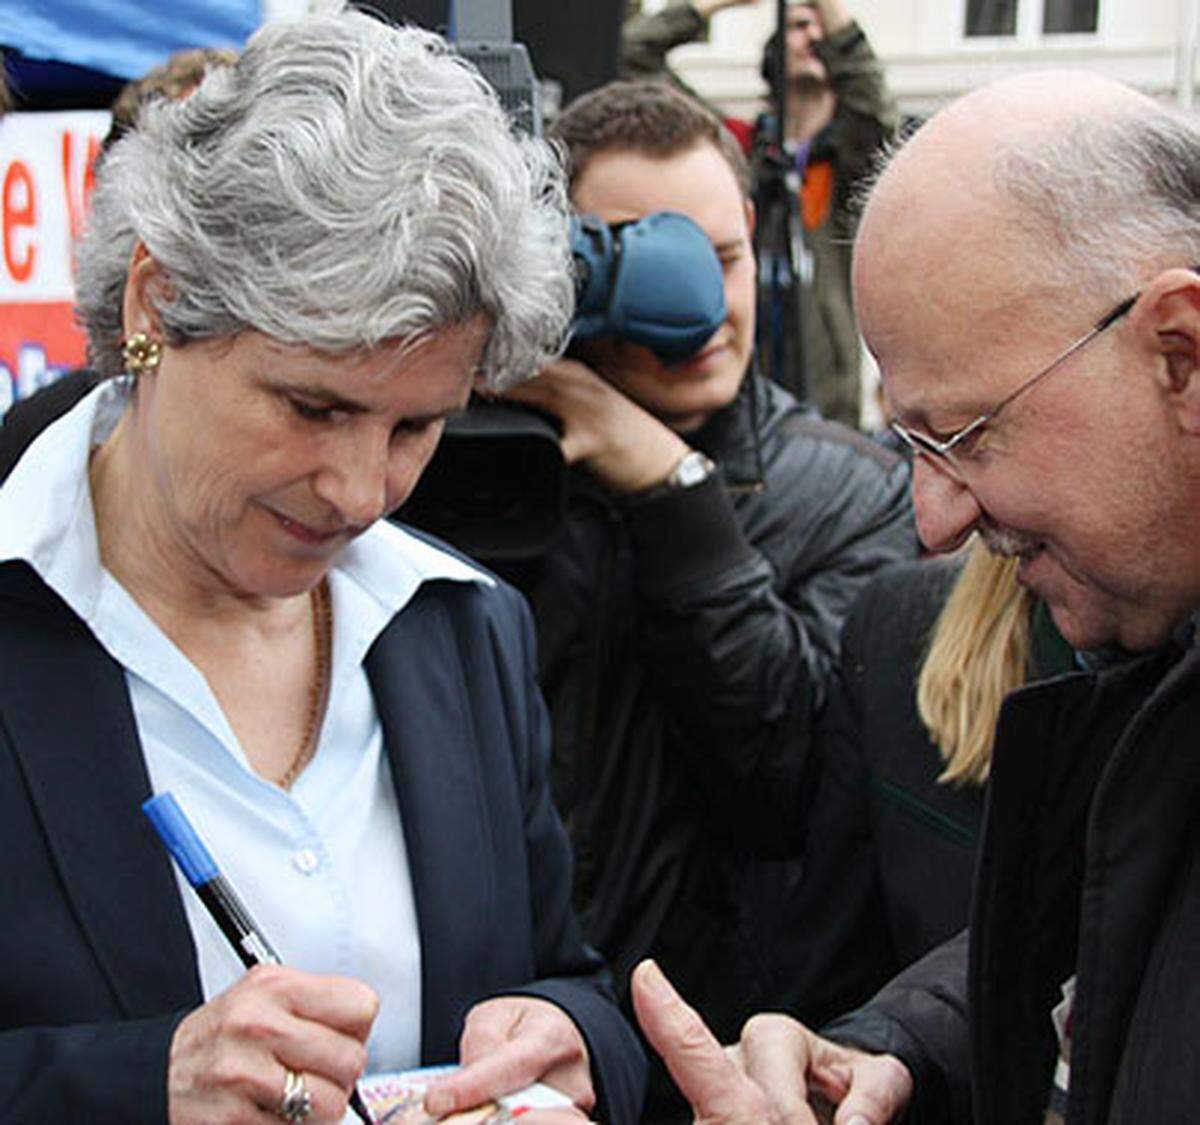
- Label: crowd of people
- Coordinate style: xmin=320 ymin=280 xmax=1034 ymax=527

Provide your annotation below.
xmin=0 ymin=2 xmax=1198 ymax=1124
xmin=621 ymin=0 xmax=898 ymax=427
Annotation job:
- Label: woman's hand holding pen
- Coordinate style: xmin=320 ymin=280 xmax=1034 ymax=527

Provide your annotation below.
xmin=423 ymin=996 xmax=594 ymax=1120
xmin=167 ymin=963 xmax=379 ymax=1124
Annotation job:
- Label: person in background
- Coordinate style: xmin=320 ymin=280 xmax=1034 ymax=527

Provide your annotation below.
xmin=757 ymin=539 xmax=1076 ymax=1028
xmin=0 ymin=45 xmax=237 ymax=475
xmin=504 ymin=76 xmax=914 ymax=1122
xmin=632 ymin=69 xmax=1200 ymax=1124
xmin=99 ymin=44 xmax=238 ymax=155
xmin=620 ymin=0 xmax=899 ymax=428
xmin=621 ymin=0 xmax=759 ymax=106
xmin=0 ymin=6 xmax=645 ymax=1122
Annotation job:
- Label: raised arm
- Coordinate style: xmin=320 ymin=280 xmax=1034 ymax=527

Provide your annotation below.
xmin=620 ymin=0 xmax=758 ymax=80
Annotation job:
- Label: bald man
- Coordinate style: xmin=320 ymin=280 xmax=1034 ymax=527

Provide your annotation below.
xmin=630 ymin=70 xmax=1200 ymax=1124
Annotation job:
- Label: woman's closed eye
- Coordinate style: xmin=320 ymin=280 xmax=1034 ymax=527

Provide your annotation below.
xmin=392 ymin=416 xmax=439 ymax=438
xmin=287 ymin=395 xmax=341 ymax=423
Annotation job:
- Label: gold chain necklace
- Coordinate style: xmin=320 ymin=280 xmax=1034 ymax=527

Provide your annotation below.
xmin=277 ymin=578 xmax=331 ymax=790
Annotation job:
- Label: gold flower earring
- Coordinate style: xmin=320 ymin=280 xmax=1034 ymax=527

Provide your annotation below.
xmin=122 ymin=332 xmax=163 ymax=376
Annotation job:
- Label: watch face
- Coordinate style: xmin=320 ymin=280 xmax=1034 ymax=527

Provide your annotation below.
xmin=672 ymin=451 xmax=715 ymax=488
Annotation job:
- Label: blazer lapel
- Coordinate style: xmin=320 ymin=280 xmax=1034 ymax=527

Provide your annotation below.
xmin=366 ymin=587 xmax=495 ymax=1064
xmin=0 ymin=564 xmax=199 ymax=1018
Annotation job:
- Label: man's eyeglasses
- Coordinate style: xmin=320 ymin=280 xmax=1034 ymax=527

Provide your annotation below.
xmin=889 ymin=290 xmax=1139 ymax=478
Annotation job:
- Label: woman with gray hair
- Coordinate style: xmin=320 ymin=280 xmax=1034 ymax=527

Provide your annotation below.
xmin=0 ymin=5 xmax=643 ymax=1124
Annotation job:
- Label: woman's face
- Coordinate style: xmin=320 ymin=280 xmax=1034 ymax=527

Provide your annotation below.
xmin=126 ymin=322 xmax=485 ymax=599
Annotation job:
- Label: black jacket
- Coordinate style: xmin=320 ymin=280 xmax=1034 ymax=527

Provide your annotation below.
xmin=505 ymin=375 xmax=916 ymax=1052
xmin=826 ymin=630 xmax=1200 ymax=1124
xmin=754 ymin=559 xmax=1077 ymax=1028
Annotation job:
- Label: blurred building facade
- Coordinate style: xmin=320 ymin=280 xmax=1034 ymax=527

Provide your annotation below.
xmin=658 ymin=0 xmax=1200 ymax=117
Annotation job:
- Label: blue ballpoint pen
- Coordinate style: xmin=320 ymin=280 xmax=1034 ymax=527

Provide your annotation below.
xmin=143 ymin=791 xmax=375 ymax=1125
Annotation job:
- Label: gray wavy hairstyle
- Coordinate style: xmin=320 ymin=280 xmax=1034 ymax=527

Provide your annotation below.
xmin=74 ymin=2 xmax=573 ymax=389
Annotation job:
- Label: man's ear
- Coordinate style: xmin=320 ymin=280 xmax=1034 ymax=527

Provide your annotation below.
xmin=744 ymin=198 xmax=756 ymax=240
xmin=1141 ymin=267 xmax=1200 ymax=434
xmin=121 ymin=241 xmax=169 ymax=340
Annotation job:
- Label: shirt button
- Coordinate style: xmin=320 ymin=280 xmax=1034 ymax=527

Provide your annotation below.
xmin=293 ymin=848 xmax=320 ymax=875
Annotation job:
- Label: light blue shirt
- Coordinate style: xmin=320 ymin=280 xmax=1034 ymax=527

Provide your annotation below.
xmin=0 ymin=379 xmax=493 ymax=1075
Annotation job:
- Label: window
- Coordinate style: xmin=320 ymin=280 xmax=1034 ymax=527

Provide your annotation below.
xmin=966 ymin=0 xmax=1017 ymax=36
xmin=1042 ymin=0 xmax=1099 ymax=33
xmin=966 ymin=0 xmax=1099 ymax=38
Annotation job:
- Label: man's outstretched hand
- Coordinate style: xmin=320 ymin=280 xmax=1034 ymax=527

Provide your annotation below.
xmin=630 ymin=959 xmax=913 ymax=1125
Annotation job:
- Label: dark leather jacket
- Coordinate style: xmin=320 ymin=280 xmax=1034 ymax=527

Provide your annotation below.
xmin=505 ymin=374 xmax=916 ymax=1050
xmin=826 ymin=630 xmax=1200 ymax=1124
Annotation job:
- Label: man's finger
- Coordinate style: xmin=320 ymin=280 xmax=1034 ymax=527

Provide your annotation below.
xmin=631 ymin=959 xmax=768 ymax=1124
xmin=737 ymin=1013 xmax=822 ymax=1124
xmin=503 ymin=376 xmax=559 ymax=411
xmin=831 ymin=1054 xmax=914 ymax=1125
xmin=503 ymin=358 xmax=595 ymax=409
xmin=500 ymin=376 xmax=584 ymax=462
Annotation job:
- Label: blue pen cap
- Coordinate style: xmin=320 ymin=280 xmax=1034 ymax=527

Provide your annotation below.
xmin=142 ymin=792 xmax=219 ymax=887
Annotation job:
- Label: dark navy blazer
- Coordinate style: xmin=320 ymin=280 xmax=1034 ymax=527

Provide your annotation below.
xmin=0 ymin=558 xmax=645 ymax=1123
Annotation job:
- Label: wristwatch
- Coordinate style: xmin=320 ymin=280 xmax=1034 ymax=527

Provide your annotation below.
xmin=665 ymin=449 xmax=717 ymax=489
xmin=632 ymin=449 xmax=717 ymax=504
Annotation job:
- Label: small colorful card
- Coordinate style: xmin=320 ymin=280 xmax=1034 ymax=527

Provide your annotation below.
xmin=350 ymin=1065 xmax=573 ymax=1124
